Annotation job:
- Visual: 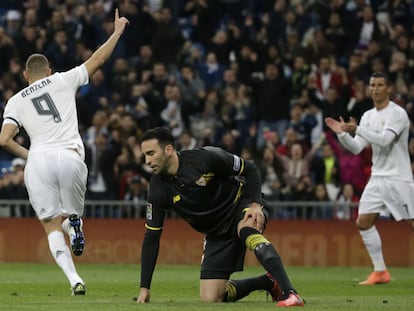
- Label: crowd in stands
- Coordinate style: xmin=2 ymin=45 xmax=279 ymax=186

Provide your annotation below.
xmin=0 ymin=0 xmax=413 ymax=220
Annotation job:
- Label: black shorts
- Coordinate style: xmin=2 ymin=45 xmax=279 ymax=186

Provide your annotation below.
xmin=200 ymin=195 xmax=269 ymax=280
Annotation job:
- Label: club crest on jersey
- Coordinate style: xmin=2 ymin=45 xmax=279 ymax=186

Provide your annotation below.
xmin=195 ymin=177 xmax=207 ymax=186
xmin=195 ymin=173 xmax=214 ymax=186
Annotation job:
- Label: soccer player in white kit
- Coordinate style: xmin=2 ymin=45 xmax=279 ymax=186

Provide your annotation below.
xmin=325 ymin=72 xmax=414 ymax=285
xmin=0 ymin=9 xmax=129 ymax=295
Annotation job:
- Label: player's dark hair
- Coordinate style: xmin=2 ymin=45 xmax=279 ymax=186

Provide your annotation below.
xmin=140 ymin=127 xmax=175 ymax=148
xmin=371 ymin=72 xmax=391 ymax=85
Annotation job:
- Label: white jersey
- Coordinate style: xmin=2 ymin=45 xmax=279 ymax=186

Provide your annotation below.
xmin=359 ymin=101 xmax=411 ymax=180
xmin=3 ymin=65 xmax=89 ymax=160
xmin=339 ymin=101 xmax=413 ymax=180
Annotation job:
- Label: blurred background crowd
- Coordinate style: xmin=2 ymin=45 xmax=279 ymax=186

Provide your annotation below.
xmin=0 ymin=0 xmax=414 ymax=220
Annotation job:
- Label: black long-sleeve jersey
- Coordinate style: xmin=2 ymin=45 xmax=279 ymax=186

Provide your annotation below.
xmin=145 ymin=146 xmax=263 ymax=235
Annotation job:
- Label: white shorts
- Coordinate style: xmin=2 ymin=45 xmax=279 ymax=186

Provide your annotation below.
xmin=24 ymin=149 xmax=88 ymax=220
xmin=359 ymin=176 xmax=414 ymax=221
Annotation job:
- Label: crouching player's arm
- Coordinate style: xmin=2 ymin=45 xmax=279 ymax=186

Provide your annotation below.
xmin=137 ymin=227 xmax=162 ymax=303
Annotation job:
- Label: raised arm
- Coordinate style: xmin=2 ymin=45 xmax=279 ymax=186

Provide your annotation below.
xmin=84 ymin=9 xmax=129 ymax=77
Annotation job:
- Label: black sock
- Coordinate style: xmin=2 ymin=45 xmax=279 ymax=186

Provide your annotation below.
xmin=224 ymin=275 xmax=273 ymax=302
xmin=255 ymin=243 xmax=295 ymax=298
xmin=239 ymin=227 xmax=296 ymax=298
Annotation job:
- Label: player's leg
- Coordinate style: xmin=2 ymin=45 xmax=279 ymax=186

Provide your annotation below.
xmin=24 ymin=152 xmax=85 ymax=294
xmin=224 ymin=273 xmax=279 ymax=302
xmin=59 ymin=150 xmax=88 ymax=256
xmin=199 ymin=279 xmax=228 ymax=302
xmin=356 ymin=212 xmax=390 ymax=284
xmin=356 ymin=178 xmax=390 ymax=285
xmin=41 ymin=216 xmax=85 ymax=294
xmin=200 ymin=234 xmax=275 ymax=302
xmin=237 ymin=220 xmax=304 ymax=306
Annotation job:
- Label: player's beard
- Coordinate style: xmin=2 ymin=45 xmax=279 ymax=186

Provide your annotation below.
xmin=156 ymin=153 xmax=171 ymax=175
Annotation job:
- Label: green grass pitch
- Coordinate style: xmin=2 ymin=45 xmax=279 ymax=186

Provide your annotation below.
xmin=0 ymin=263 xmax=413 ymax=310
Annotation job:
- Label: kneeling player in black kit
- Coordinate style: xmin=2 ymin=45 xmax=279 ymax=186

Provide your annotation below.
xmin=136 ymin=127 xmax=304 ymax=307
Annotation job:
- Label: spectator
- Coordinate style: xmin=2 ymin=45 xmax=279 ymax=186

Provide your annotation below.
xmin=128 ymin=83 xmax=153 ymax=131
xmin=239 ymin=62 xmax=291 ymax=150
xmin=85 ymin=133 xmax=116 ymax=206
xmin=324 ymin=11 xmax=349 ymax=62
xmin=9 ymin=160 xmax=29 ymax=217
xmin=347 ymin=53 xmax=371 ymax=87
xmin=309 ymin=183 xmax=332 ymax=219
xmin=196 ymin=51 xmax=226 ymax=91
xmin=151 ymin=7 xmax=184 ymax=67
xmin=110 ymin=57 xmax=132 ymax=104
xmin=290 ymin=55 xmax=310 ymax=101
xmin=290 ymin=174 xmax=315 ymax=219
xmin=217 ymin=130 xmax=243 ymax=155
xmin=312 ymin=56 xmax=346 ymax=100
xmin=184 ymin=0 xmax=221 ymax=48
xmin=122 ymin=175 xmax=148 ymax=218
xmin=301 ymin=27 xmax=336 ymax=66
xmin=133 ymin=45 xmax=154 ymax=81
xmin=189 ymin=89 xmax=223 ymax=146
xmin=4 ymin=9 xmax=22 ymax=41
xmin=160 ymin=85 xmax=184 ymax=139
xmin=276 ymin=127 xmax=299 ymax=157
xmin=282 ymin=30 xmax=303 ymax=68
xmin=80 ymin=68 xmax=111 ymax=120
xmin=311 ymin=142 xmax=341 ymax=197
xmin=334 ymin=183 xmax=359 ymax=220
xmin=260 ymin=146 xmax=286 ymax=202
xmin=208 ymin=29 xmax=232 ymax=67
xmin=145 ymin=62 xmax=169 ymax=125
xmin=176 ymin=130 xmax=197 ymax=151
xmin=275 ymin=134 xmax=325 ymax=199
xmin=0 ymin=27 xmax=17 ymax=74
xmin=308 ymin=70 xmax=350 ymax=130
xmin=287 ymin=103 xmax=317 ymax=150
xmin=176 ymin=63 xmax=206 ymax=127
xmin=352 ymin=4 xmax=382 ymax=50
xmin=16 ymin=25 xmax=42 ymax=63
xmin=84 ymin=110 xmax=108 ymax=149
xmin=347 ymin=80 xmax=373 ymax=122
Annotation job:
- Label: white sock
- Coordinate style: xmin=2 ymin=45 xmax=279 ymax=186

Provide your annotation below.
xmin=359 ymin=226 xmax=387 ymax=271
xmin=61 ymin=218 xmax=71 ymax=234
xmin=48 ymin=231 xmax=84 ymax=287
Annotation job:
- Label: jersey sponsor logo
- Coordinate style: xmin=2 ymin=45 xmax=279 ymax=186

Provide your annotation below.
xmin=233 ymin=155 xmax=241 ymax=171
xmin=173 ymin=195 xmax=181 ymax=203
xmin=146 ymin=203 xmax=153 ymax=220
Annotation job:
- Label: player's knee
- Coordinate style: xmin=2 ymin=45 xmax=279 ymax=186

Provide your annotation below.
xmin=199 ymin=290 xmax=224 ymax=302
xmin=356 ymin=213 xmax=379 ymax=230
xmin=199 ymin=280 xmax=227 ymax=302
xmin=239 ymin=227 xmax=270 ymax=251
